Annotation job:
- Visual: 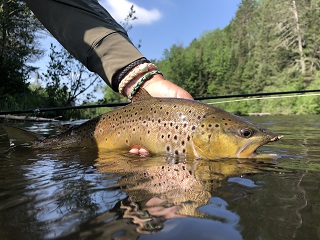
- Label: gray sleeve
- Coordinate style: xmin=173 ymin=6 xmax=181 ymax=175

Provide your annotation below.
xmin=25 ymin=0 xmax=144 ymax=90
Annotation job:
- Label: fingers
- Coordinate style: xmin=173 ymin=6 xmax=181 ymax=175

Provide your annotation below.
xmin=129 ymin=147 xmax=149 ymax=156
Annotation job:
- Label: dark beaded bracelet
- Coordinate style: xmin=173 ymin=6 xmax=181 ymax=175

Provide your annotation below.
xmin=113 ymin=57 xmax=150 ymax=91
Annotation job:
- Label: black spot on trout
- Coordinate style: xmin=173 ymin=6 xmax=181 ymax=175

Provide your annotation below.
xmin=1 ymin=89 xmax=282 ymax=159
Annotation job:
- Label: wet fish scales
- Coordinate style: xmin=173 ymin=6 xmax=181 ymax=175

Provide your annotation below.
xmin=93 ymin=98 xmax=211 ymax=156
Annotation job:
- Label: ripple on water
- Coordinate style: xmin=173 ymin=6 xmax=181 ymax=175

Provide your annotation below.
xmin=0 ymin=147 xmax=126 ymax=238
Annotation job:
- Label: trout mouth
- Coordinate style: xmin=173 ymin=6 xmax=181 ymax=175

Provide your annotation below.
xmin=237 ymin=135 xmax=283 ymax=158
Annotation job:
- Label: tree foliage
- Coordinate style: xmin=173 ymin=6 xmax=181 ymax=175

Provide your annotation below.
xmin=0 ymin=0 xmax=42 ymax=97
xmin=42 ymin=44 xmax=101 ymax=107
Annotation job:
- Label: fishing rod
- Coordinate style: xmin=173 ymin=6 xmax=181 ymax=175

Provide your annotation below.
xmin=195 ymin=89 xmax=320 ymax=100
xmin=0 ymin=89 xmax=319 ymax=115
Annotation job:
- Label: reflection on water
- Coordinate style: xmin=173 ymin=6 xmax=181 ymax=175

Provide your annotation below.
xmin=0 ymin=115 xmax=319 ymax=239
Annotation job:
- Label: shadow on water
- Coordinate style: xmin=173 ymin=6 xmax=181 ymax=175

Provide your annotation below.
xmin=0 ymin=115 xmax=320 ymax=240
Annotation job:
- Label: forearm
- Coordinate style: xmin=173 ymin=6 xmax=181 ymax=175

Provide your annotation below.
xmin=25 ymin=0 xmax=144 ymax=90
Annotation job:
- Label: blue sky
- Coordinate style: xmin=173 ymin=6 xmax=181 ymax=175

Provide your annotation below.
xmin=102 ymin=0 xmax=242 ymax=60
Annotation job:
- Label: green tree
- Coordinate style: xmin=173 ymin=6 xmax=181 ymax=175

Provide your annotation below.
xmin=228 ymin=0 xmax=259 ymax=93
xmin=157 ymin=44 xmax=187 ymax=90
xmin=201 ymin=29 xmax=233 ymax=95
xmin=103 ymin=85 xmax=127 ymax=103
xmin=42 ymin=44 xmax=101 ymax=107
xmin=0 ymin=0 xmax=42 ymax=101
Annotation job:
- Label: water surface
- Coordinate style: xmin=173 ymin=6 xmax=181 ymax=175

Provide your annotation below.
xmin=0 ymin=115 xmax=319 ymax=240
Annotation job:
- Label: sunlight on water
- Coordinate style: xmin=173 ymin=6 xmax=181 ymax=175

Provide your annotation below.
xmin=0 ymin=115 xmax=319 ymax=239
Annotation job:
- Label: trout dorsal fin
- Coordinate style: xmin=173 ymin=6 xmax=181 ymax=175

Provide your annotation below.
xmin=131 ymin=88 xmax=153 ymax=102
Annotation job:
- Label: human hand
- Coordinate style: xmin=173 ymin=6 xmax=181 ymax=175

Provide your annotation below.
xmin=123 ymin=73 xmax=193 ymax=100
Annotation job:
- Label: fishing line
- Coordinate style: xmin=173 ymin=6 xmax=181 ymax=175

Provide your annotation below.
xmin=208 ymin=93 xmax=320 ymax=105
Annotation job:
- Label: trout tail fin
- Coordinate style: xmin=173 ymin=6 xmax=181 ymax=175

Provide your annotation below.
xmin=1 ymin=125 xmax=44 ymax=147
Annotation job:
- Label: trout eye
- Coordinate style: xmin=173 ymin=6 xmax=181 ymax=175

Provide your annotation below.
xmin=240 ymin=128 xmax=253 ymax=138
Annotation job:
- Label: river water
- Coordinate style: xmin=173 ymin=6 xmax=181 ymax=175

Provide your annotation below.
xmin=0 ymin=115 xmax=319 ymax=240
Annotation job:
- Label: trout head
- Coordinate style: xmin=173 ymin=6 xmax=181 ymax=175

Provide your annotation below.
xmin=191 ymin=113 xmax=281 ymax=159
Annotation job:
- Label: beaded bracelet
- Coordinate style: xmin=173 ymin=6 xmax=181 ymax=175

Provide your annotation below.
xmin=118 ymin=62 xmax=157 ymax=94
xmin=128 ymin=70 xmax=163 ymax=101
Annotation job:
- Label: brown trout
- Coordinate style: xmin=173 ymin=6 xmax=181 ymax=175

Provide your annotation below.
xmin=2 ymin=90 xmax=281 ymax=159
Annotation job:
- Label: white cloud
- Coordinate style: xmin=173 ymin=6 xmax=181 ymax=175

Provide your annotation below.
xmin=102 ymin=0 xmax=161 ymax=25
